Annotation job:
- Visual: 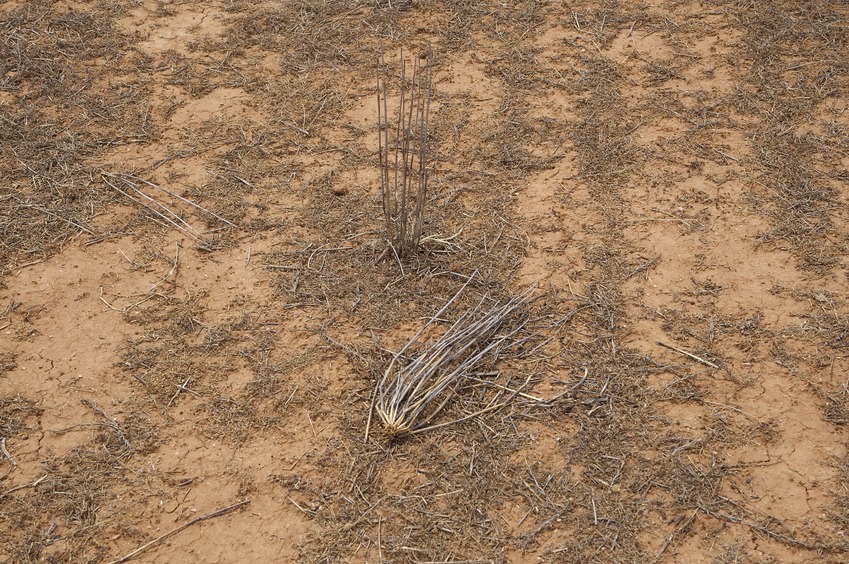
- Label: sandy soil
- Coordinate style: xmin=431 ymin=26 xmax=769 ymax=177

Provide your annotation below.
xmin=2 ymin=1 xmax=849 ymax=562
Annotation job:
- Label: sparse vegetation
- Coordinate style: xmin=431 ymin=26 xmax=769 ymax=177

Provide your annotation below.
xmin=2 ymin=1 xmax=849 ymax=562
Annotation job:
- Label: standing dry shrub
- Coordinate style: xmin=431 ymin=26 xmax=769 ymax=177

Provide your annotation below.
xmin=376 ymin=48 xmax=432 ymax=259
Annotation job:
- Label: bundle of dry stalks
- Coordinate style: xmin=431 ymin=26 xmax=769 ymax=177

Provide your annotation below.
xmin=366 ymin=277 xmax=533 ymax=441
xmin=376 ymin=48 xmax=432 ymax=259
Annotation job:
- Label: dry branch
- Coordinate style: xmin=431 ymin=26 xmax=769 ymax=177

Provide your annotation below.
xmin=657 ymin=341 xmax=719 ymax=369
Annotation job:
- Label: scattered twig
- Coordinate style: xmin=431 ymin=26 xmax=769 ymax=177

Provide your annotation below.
xmin=17 ymin=201 xmax=96 ymax=235
xmin=1 ymin=475 xmax=48 ymax=499
xmin=714 ymin=148 xmax=738 ymax=161
xmin=108 ymin=499 xmax=250 ymax=563
xmin=591 ymin=496 xmax=598 ymax=526
xmin=324 ymin=333 xmax=369 ymax=365
xmin=288 ymin=496 xmax=315 ymax=516
xmin=700 ymin=506 xmax=834 ymax=551
xmin=654 ymin=510 xmax=697 ymax=561
xmin=622 ymin=255 xmax=660 ymax=281
xmin=377 ymin=518 xmax=383 ymax=563
xmin=657 ymin=341 xmax=719 ymax=369
xmin=98 ymin=245 xmax=179 ymax=314
xmin=102 ymin=173 xmax=206 ymax=243
xmin=280 ymin=120 xmax=310 ymax=136
xmin=168 ymin=376 xmax=199 ymax=407
xmin=99 ymin=287 xmax=124 ymax=312
xmin=83 ymin=398 xmax=131 ymax=451
xmin=101 ymin=171 xmax=236 ymax=247
xmin=148 ymin=242 xmax=180 ymax=294
xmin=119 ymin=172 xmax=237 ymax=228
xmin=287 ymin=449 xmax=309 ymax=471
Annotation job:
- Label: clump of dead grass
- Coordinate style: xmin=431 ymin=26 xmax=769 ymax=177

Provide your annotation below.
xmin=369 ymin=277 xmax=533 ymax=440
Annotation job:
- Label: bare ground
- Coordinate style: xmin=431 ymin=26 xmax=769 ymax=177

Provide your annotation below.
xmin=2 ymin=1 xmax=849 ymax=562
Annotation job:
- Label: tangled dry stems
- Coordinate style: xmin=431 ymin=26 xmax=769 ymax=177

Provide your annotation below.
xmin=369 ymin=276 xmax=532 ymax=440
xmin=100 ymin=172 xmax=237 ymax=250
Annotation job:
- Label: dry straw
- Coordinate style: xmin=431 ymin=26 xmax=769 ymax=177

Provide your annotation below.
xmin=101 ymin=171 xmax=236 ymax=248
xmin=366 ymin=275 xmax=533 ymax=441
xmin=376 ymin=47 xmax=432 ymax=259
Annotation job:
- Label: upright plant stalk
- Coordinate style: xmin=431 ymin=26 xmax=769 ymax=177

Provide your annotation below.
xmin=377 ymin=48 xmax=432 ymax=259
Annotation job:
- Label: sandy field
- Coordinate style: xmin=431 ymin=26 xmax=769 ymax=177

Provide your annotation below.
xmin=2 ymin=0 xmax=849 ymax=562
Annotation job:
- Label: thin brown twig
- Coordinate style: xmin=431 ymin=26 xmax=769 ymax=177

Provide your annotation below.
xmin=657 ymin=341 xmax=719 ymax=369
xmin=1 ymin=475 xmax=48 ymax=499
xmin=108 ymin=500 xmax=250 ymax=564
xmin=654 ymin=510 xmax=697 ymax=561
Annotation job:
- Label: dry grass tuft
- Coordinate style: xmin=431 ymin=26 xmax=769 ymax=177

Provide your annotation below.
xmin=369 ymin=276 xmax=532 ymax=440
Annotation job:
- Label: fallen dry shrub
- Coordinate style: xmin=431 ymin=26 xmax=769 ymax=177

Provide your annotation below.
xmin=367 ymin=276 xmax=532 ymax=440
